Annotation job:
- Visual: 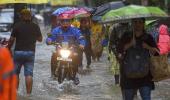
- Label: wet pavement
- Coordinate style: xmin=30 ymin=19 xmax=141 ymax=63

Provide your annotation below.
xmin=17 ymin=26 xmax=170 ymax=100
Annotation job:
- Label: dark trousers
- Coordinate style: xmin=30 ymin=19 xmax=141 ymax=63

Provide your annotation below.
xmin=79 ymin=46 xmax=92 ymax=67
xmin=114 ymin=74 xmax=120 ymax=84
xmin=84 ymin=47 xmax=92 ymax=66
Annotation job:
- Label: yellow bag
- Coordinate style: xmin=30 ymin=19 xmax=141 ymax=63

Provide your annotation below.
xmin=150 ymin=54 xmax=170 ymax=82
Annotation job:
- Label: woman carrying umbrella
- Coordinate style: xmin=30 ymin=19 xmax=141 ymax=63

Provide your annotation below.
xmin=117 ymin=18 xmax=159 ymax=100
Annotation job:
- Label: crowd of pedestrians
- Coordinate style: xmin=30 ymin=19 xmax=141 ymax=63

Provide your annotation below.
xmin=1 ymin=5 xmax=170 ymax=100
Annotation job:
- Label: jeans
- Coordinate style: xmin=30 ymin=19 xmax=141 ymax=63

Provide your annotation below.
xmin=14 ymin=51 xmax=35 ymax=76
xmin=122 ymin=86 xmax=151 ymax=100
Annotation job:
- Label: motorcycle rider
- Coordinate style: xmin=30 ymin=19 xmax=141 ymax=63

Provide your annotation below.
xmin=46 ymin=12 xmax=85 ymax=85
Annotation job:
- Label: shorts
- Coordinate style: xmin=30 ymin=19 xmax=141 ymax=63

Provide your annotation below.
xmin=14 ymin=51 xmax=35 ymax=76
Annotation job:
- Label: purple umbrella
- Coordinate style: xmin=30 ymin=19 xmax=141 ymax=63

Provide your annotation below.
xmin=52 ymin=7 xmax=73 ymax=16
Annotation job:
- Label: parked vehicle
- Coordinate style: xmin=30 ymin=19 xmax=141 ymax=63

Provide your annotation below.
xmin=0 ymin=8 xmax=14 ymax=41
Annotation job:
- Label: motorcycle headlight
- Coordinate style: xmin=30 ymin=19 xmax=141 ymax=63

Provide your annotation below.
xmin=60 ymin=49 xmax=71 ymax=58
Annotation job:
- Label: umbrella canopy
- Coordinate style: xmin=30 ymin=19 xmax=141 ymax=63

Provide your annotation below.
xmin=0 ymin=0 xmax=49 ymax=4
xmin=63 ymin=8 xmax=91 ymax=18
xmin=52 ymin=7 xmax=73 ymax=16
xmin=93 ymin=1 xmax=128 ymax=16
xmin=102 ymin=5 xmax=168 ymax=24
xmin=145 ymin=20 xmax=157 ymax=26
xmin=147 ymin=18 xmax=170 ymax=27
xmin=78 ymin=6 xmax=95 ymax=14
xmin=50 ymin=0 xmax=78 ymax=6
xmin=92 ymin=1 xmax=128 ymax=21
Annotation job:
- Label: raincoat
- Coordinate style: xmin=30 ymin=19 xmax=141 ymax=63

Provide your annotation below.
xmin=157 ymin=24 xmax=170 ymax=55
xmin=108 ymin=51 xmax=120 ymax=75
xmin=47 ymin=26 xmax=85 ymax=46
xmin=0 ymin=47 xmax=17 ymax=100
xmin=91 ymin=23 xmax=104 ymax=60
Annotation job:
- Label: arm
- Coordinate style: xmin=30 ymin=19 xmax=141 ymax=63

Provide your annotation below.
xmin=124 ymin=39 xmax=134 ymax=51
xmin=142 ymin=34 xmax=159 ymax=54
xmin=7 ymin=25 xmax=17 ymax=49
xmin=46 ymin=28 xmax=58 ymax=45
xmin=35 ymin=25 xmax=43 ymax=42
xmin=37 ymin=36 xmax=42 ymax=42
xmin=7 ymin=36 xmax=15 ymax=49
xmin=143 ymin=42 xmax=159 ymax=54
xmin=75 ymin=28 xmax=86 ymax=46
xmin=118 ymin=31 xmax=133 ymax=51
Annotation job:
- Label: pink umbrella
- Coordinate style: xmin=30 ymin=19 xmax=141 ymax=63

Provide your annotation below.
xmin=62 ymin=8 xmax=91 ymax=18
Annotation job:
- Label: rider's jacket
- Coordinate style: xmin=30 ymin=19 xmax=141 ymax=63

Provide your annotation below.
xmin=47 ymin=26 xmax=85 ymax=46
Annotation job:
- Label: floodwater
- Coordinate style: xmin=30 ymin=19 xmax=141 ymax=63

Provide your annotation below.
xmin=17 ymin=26 xmax=170 ymax=100
xmin=17 ymin=42 xmax=116 ymax=100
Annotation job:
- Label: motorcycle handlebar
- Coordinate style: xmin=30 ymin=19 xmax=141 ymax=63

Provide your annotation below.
xmin=50 ymin=42 xmax=79 ymax=49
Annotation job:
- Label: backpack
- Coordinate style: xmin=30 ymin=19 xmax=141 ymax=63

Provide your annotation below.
xmin=123 ymin=38 xmax=150 ymax=79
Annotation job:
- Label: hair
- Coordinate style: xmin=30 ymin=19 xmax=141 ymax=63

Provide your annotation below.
xmin=132 ymin=18 xmax=146 ymax=33
xmin=20 ymin=9 xmax=31 ymax=16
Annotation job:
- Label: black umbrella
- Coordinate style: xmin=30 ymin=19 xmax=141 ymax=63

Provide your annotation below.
xmin=79 ymin=6 xmax=96 ymax=14
xmin=92 ymin=1 xmax=129 ymax=21
xmin=93 ymin=1 xmax=129 ymax=16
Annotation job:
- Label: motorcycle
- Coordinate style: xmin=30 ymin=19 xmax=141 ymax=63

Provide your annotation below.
xmin=52 ymin=41 xmax=79 ymax=84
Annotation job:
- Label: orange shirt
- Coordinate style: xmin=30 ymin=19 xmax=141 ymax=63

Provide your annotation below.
xmin=0 ymin=47 xmax=17 ymax=100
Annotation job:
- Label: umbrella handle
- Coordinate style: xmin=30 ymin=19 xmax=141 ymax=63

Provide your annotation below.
xmin=132 ymin=26 xmax=136 ymax=46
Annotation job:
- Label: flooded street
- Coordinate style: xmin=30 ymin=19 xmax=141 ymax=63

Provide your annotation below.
xmin=0 ymin=1 xmax=169 ymax=100
xmin=17 ymin=26 xmax=170 ymax=100
xmin=17 ymin=40 xmax=116 ymax=100
xmin=17 ymin=26 xmax=117 ymax=100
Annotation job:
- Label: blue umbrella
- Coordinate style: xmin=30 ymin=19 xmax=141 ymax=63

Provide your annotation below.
xmin=52 ymin=7 xmax=73 ymax=16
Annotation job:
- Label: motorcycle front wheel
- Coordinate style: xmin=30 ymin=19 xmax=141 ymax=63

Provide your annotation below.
xmin=58 ymin=62 xmax=67 ymax=84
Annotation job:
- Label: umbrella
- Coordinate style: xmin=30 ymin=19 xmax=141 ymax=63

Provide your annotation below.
xmin=102 ymin=5 xmax=168 ymax=24
xmin=50 ymin=0 xmax=77 ymax=6
xmin=63 ymin=8 xmax=91 ymax=18
xmin=92 ymin=1 xmax=128 ymax=21
xmin=77 ymin=6 xmax=95 ymax=14
xmin=52 ymin=7 xmax=73 ymax=16
xmin=146 ymin=18 xmax=170 ymax=27
xmin=0 ymin=0 xmax=49 ymax=4
xmin=145 ymin=20 xmax=157 ymax=26
xmin=73 ymin=8 xmax=91 ymax=18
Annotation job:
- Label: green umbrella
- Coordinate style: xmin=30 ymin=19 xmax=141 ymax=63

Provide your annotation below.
xmin=145 ymin=20 xmax=157 ymax=26
xmin=102 ymin=5 xmax=168 ymax=23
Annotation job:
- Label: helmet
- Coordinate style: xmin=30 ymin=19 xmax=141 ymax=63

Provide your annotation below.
xmin=58 ymin=12 xmax=73 ymax=29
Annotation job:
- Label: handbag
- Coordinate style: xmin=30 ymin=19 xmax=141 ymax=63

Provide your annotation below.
xmin=150 ymin=54 xmax=170 ymax=82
